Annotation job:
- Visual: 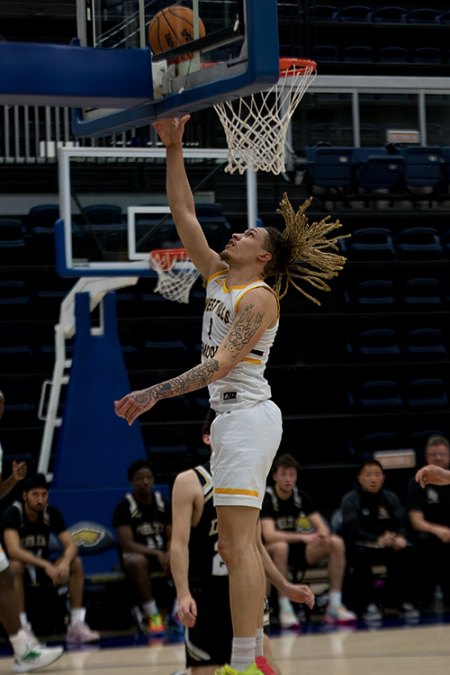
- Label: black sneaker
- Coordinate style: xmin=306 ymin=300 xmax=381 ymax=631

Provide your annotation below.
xmin=400 ymin=603 xmax=420 ymax=622
xmin=362 ymin=603 xmax=382 ymax=622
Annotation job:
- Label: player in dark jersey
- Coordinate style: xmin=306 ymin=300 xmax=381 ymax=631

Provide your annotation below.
xmin=112 ymin=459 xmax=172 ymax=635
xmin=170 ymin=411 xmax=314 ymax=675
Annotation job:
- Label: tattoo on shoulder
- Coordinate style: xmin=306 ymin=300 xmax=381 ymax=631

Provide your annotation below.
xmin=224 ymin=303 xmax=263 ymax=359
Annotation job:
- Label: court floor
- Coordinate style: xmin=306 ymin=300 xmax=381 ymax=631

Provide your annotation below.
xmin=1 ymin=621 xmax=450 ymax=675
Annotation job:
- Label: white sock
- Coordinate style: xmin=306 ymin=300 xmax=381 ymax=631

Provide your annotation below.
xmin=70 ymin=607 xmax=86 ymax=625
xmin=9 ymin=629 xmax=31 ymax=657
xmin=19 ymin=613 xmax=29 ymax=629
xmin=329 ymin=591 xmax=342 ymax=608
xmin=230 ymin=636 xmax=256 ymax=671
xmin=143 ymin=600 xmax=158 ymax=617
xmin=255 ymin=628 xmax=264 ymax=658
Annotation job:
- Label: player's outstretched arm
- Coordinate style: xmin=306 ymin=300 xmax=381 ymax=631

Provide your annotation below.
xmin=416 ymin=465 xmax=450 ymax=488
xmin=153 ymin=115 xmax=224 ymax=279
xmin=114 ymin=289 xmax=277 ymax=425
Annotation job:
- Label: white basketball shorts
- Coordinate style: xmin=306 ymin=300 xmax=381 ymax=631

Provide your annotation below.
xmin=210 ymin=399 xmax=282 ymax=509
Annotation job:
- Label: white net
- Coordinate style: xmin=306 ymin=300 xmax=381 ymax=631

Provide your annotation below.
xmin=214 ymin=59 xmax=317 ymax=175
xmin=150 ymin=250 xmax=200 ymax=304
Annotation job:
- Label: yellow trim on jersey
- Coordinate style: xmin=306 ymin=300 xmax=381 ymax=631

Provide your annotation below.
xmin=207 ymin=270 xmax=227 ymax=284
xmin=242 ymin=357 xmax=262 ymax=364
xmin=234 ymin=283 xmax=278 ymax=314
xmin=214 ymin=487 xmax=260 ymax=497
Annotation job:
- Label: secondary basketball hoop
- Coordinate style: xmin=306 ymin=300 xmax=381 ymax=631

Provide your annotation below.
xmin=149 ymin=248 xmax=200 ymax=304
xmin=214 ymin=57 xmax=317 ymax=175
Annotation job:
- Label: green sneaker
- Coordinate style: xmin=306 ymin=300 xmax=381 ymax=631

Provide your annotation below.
xmin=14 ymin=644 xmax=63 ymax=672
xmin=214 ymin=663 xmax=264 ymax=675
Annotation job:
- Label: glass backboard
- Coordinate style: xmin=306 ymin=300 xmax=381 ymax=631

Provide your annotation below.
xmin=72 ymin=0 xmax=279 ymax=137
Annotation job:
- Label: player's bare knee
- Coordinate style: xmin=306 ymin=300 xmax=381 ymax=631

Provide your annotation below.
xmin=330 ymin=534 xmax=345 ymax=554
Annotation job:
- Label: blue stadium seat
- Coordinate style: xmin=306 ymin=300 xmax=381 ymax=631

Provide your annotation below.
xmin=401 ymin=277 xmax=443 ymax=305
xmin=309 ymin=5 xmax=337 ymax=21
xmin=334 ymin=5 xmax=372 ymax=22
xmin=369 ymin=6 xmax=406 ymax=23
xmin=403 ymin=147 xmax=445 ymax=190
xmin=306 ymin=147 xmax=355 ymax=190
xmin=339 ymin=227 xmax=395 ymax=260
xmin=342 ymin=45 xmax=374 ymax=62
xmin=404 ymin=8 xmax=440 ymax=23
xmin=348 ymin=380 xmax=404 ymax=411
xmin=440 ymin=228 xmax=450 ymax=258
xmin=347 ymin=328 xmax=401 ymax=360
xmin=81 ymin=204 xmax=123 ymax=225
xmin=411 ymin=47 xmax=443 ymax=64
xmin=357 ymin=155 xmax=405 ymax=192
xmin=405 ymin=378 xmax=448 ymax=410
xmin=0 ymin=218 xmax=28 ymax=263
xmin=437 ymin=10 xmax=450 ymax=24
xmin=343 ymin=279 xmax=397 ymax=306
xmin=393 ymin=227 xmax=443 ymax=259
xmin=403 ymin=328 xmax=447 ymax=360
xmin=310 ymin=45 xmax=341 ymax=62
xmin=377 ymin=46 xmax=409 ymax=62
xmin=27 ymin=204 xmax=59 ymax=230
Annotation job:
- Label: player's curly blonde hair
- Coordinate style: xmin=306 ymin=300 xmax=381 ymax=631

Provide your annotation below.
xmin=263 ymin=194 xmax=349 ymax=305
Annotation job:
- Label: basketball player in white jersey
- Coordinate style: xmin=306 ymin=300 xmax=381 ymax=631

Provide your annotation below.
xmin=115 ymin=116 xmax=346 ymax=675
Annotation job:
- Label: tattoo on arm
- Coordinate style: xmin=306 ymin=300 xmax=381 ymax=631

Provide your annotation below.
xmin=134 ymin=360 xmax=220 ymax=405
xmin=223 ymin=303 xmax=264 ymax=360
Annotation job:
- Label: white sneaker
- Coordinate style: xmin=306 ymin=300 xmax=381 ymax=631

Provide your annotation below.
xmin=22 ymin=623 xmax=45 ymax=648
xmin=279 ymin=605 xmax=300 ymax=629
xmin=324 ymin=604 xmax=357 ymax=624
xmin=66 ymin=621 xmax=100 ymax=643
xmin=14 ymin=644 xmax=63 ymax=672
xmin=400 ymin=602 xmax=420 ymax=622
xmin=362 ymin=603 xmax=382 ymax=622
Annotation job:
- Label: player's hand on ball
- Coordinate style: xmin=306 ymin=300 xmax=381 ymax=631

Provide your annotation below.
xmin=114 ymin=388 xmax=157 ymax=425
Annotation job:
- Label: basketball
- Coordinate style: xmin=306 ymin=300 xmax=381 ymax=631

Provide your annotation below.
xmin=148 ymin=5 xmax=206 ymax=60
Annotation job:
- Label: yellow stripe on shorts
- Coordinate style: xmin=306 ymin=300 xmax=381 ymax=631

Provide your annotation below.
xmin=214 ymin=487 xmax=259 ymax=497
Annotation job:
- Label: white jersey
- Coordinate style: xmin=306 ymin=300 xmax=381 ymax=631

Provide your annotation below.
xmin=201 ymin=270 xmax=279 ymax=412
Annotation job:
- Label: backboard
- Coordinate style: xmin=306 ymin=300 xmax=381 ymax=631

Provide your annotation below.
xmin=72 ymin=0 xmax=280 ymax=137
xmin=56 ymin=145 xmax=231 ymax=277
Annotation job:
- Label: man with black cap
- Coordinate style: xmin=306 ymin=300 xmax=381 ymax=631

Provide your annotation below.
xmin=1 ymin=472 xmax=99 ymax=646
xmin=0 ymin=389 xmax=63 ymax=671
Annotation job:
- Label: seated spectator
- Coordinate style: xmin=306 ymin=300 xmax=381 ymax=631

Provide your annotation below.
xmin=407 ymin=435 xmax=450 ymax=608
xmin=1 ymin=473 xmax=99 ymax=644
xmin=340 ymin=460 xmax=419 ymax=622
xmin=112 ymin=460 xmax=173 ymax=635
xmin=0 ymin=391 xmax=63 ymax=672
xmin=260 ymin=453 xmax=355 ymax=628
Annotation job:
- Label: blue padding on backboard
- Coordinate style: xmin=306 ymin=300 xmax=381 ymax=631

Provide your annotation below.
xmin=0 ymin=42 xmax=153 ymax=108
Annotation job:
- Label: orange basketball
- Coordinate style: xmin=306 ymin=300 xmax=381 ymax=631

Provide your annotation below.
xmin=148 ymin=5 xmax=206 ymax=60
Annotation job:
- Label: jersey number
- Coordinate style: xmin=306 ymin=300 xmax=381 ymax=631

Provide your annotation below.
xmin=212 ymin=542 xmax=228 ymax=576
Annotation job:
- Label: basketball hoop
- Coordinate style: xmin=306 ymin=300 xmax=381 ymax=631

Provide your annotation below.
xmin=214 ymin=57 xmax=317 ymax=175
xmin=149 ymin=248 xmax=200 ymax=304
